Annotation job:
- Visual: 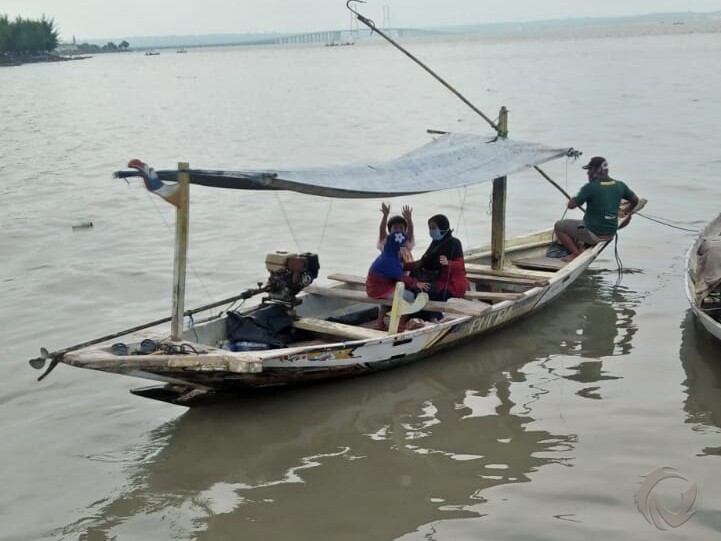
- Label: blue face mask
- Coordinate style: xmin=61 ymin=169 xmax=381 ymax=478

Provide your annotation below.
xmin=429 ymin=228 xmax=445 ymax=241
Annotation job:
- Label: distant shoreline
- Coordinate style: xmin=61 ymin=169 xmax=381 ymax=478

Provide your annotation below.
xmin=81 ymin=12 xmax=721 ymax=49
xmin=0 ymin=52 xmax=91 ymax=67
xmin=3 ymin=17 xmax=719 ymax=67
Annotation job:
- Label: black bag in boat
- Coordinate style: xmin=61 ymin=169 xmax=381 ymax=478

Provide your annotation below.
xmin=226 ymin=304 xmax=294 ymax=347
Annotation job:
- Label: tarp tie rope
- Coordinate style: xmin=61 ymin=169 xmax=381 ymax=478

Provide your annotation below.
xmin=317 ymin=199 xmax=334 ymax=253
xmin=142 ymin=184 xmax=217 ymax=318
xmin=274 ymin=192 xmax=302 ymax=252
xmin=455 ymin=185 xmax=469 ymax=252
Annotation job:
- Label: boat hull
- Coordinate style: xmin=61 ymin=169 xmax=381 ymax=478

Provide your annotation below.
xmin=685 ymin=213 xmax=721 ymax=342
xmin=60 ymin=232 xmax=608 ymax=403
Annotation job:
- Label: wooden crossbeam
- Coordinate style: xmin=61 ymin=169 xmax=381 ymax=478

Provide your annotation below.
xmin=464 ymin=263 xmax=556 ymax=279
xmin=328 ymin=271 xmax=546 ymax=289
xmin=466 ymin=273 xmax=548 ymax=287
xmin=293 ymin=317 xmax=387 ymax=340
xmin=511 ymin=257 xmax=566 ymax=271
xmin=464 ymin=290 xmax=523 ymax=301
xmin=327 ymin=273 xmax=365 ymax=285
xmin=326 ymin=273 xmax=523 ymax=302
xmin=303 ymin=285 xmax=489 ymax=316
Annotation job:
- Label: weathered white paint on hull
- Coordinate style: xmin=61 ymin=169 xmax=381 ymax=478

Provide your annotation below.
xmin=684 ymin=215 xmax=721 ymax=343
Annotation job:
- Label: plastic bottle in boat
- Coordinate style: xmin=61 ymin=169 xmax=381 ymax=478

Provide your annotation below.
xmin=228 ymin=341 xmax=268 ymax=352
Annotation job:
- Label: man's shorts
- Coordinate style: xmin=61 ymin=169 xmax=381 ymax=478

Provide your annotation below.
xmin=554 ymin=219 xmax=600 ymax=246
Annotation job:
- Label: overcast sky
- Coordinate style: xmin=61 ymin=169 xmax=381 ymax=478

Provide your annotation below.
xmin=2 ymin=0 xmax=719 ymax=40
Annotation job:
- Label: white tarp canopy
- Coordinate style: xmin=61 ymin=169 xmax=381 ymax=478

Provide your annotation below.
xmin=132 ymin=133 xmax=576 ymax=198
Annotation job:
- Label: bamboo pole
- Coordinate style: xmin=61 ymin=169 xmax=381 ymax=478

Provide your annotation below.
xmin=171 ymin=162 xmax=190 ymax=340
xmin=346 ymin=1 xmax=501 ymax=135
xmin=347 ymin=1 xmax=582 ymax=205
xmin=491 ymin=107 xmax=508 ymax=271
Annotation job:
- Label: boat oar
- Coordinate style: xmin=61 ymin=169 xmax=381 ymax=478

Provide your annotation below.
xmin=29 ymin=285 xmax=268 ymax=380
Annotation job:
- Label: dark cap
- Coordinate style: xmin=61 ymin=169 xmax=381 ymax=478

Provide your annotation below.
xmin=582 ymin=156 xmax=607 ymax=170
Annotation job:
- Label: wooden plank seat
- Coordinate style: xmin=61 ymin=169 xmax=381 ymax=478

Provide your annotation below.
xmin=464 ymin=263 xmax=556 ymax=279
xmin=293 ymin=317 xmax=387 ymax=340
xmin=464 ymin=290 xmax=523 ymax=301
xmin=326 ymin=273 xmax=526 ymax=302
xmin=511 ymin=257 xmax=566 ymax=271
xmin=303 ymin=284 xmax=490 ymax=316
xmin=465 ymin=272 xmax=548 ymax=288
xmin=325 ymin=273 xmax=368 ymax=286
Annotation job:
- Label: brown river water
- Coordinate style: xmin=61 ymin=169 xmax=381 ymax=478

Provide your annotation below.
xmin=1 ymin=25 xmax=720 ymax=540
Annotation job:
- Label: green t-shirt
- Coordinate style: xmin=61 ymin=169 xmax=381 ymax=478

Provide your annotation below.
xmin=575 ymin=177 xmax=636 ymax=236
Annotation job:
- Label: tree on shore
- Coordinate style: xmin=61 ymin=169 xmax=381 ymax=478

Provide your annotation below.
xmin=0 ymin=14 xmax=59 ymax=54
xmin=75 ymin=41 xmax=131 ymax=54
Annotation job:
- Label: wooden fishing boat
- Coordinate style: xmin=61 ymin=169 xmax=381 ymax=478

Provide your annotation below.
xmin=685 ymin=213 xmax=721 ymax=341
xmin=27 ymin=125 xmax=641 ymax=405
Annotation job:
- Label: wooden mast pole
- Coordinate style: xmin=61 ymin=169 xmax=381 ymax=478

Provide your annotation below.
xmin=171 ymin=162 xmax=190 ymax=341
xmin=491 ymin=107 xmax=508 ymax=271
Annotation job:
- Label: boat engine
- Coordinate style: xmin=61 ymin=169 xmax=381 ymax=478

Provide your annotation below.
xmin=264 ymin=251 xmax=320 ymax=305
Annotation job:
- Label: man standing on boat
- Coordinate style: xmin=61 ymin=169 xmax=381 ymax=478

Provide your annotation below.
xmin=554 ymin=156 xmax=639 ymax=262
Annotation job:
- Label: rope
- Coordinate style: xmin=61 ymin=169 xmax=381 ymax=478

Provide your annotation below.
xmin=143 ymin=188 xmax=217 ymax=317
xmin=274 ymin=192 xmax=302 ymax=252
xmin=317 ymin=199 xmax=334 ymax=253
xmin=226 ymin=298 xmax=246 ymax=314
xmin=455 ymin=185 xmax=469 ymax=249
xmin=550 ymin=207 xmax=569 ymax=245
xmin=635 ymin=212 xmax=699 ymax=233
xmin=430 ymin=186 xmax=473 ymax=300
xmin=613 ymin=233 xmax=624 ymax=285
xmin=188 ymin=314 xmax=200 ymax=342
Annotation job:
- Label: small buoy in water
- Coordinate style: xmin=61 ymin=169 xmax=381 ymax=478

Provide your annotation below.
xmin=72 ymin=221 xmax=94 ymax=230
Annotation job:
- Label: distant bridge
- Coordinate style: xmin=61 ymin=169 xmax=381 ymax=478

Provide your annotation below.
xmin=245 ymin=28 xmax=439 ymax=46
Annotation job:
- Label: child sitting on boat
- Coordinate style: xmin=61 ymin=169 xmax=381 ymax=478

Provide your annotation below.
xmin=367 ymin=231 xmax=428 ymax=329
xmin=378 ymin=203 xmax=415 ymax=267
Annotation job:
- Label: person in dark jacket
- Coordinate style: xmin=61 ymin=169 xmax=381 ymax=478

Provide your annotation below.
xmin=405 ymin=214 xmax=469 ymax=320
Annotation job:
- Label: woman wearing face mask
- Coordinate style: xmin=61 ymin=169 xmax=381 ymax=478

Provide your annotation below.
xmin=405 ymin=214 xmax=469 ymax=317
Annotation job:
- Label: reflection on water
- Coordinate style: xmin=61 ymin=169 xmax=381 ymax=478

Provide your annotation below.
xmin=679 ymin=310 xmax=721 ymax=458
xmin=61 ymin=370 xmax=573 ymax=540
xmin=54 ymin=274 xmax=641 ymax=540
xmin=533 ymin=272 xmax=641 ymax=401
xmin=540 ymin=271 xmax=640 ymax=360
